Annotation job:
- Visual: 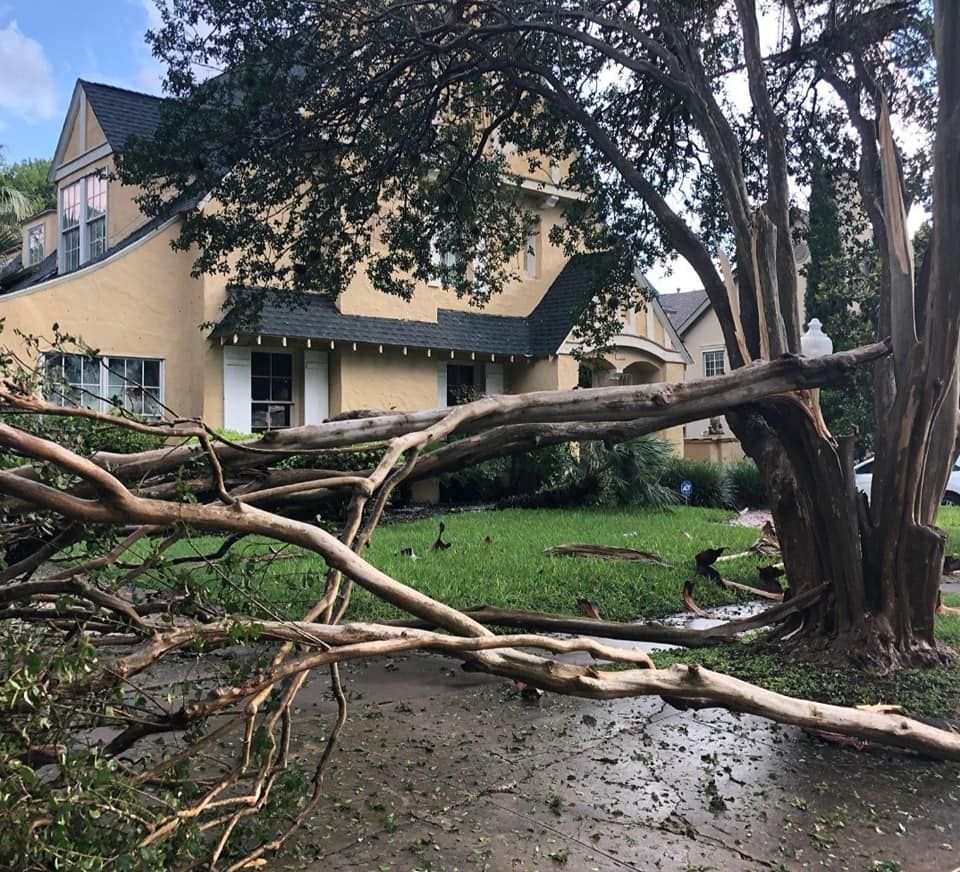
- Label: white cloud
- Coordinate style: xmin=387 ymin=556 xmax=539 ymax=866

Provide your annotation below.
xmin=140 ymin=0 xmax=164 ymax=31
xmin=129 ymin=0 xmax=166 ymax=93
xmin=0 ymin=20 xmax=56 ymax=121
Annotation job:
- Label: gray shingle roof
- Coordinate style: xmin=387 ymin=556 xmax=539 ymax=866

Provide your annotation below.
xmin=660 ymin=289 xmax=710 ymax=334
xmin=213 ymin=253 xmax=616 ymax=355
xmin=80 ymin=81 xmax=165 ymax=151
xmin=0 ymin=201 xmax=197 ymax=296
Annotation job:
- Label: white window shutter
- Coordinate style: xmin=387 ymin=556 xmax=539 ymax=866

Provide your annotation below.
xmin=303 ymin=350 xmax=330 ymax=424
xmin=223 ymin=346 xmax=252 ymax=433
xmin=485 ymin=362 xmax=504 ymax=396
xmin=437 ymin=364 xmax=448 ymax=408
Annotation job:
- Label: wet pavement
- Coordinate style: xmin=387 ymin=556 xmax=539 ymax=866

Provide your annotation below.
xmin=280 ymin=652 xmax=960 ymax=872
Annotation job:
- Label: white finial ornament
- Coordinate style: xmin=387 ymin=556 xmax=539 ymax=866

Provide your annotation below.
xmin=801 ymin=318 xmax=833 ymax=357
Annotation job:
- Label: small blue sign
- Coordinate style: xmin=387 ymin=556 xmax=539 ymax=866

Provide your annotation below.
xmin=680 ymin=480 xmax=694 ymax=499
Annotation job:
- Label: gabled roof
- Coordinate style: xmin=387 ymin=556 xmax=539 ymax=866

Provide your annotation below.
xmin=661 ymin=289 xmax=710 ymax=334
xmin=213 ymin=253 xmax=617 ymax=356
xmin=49 ymin=80 xmax=166 ymax=180
xmin=0 ymin=197 xmax=198 ymax=296
xmin=80 ymin=81 xmax=165 ymax=151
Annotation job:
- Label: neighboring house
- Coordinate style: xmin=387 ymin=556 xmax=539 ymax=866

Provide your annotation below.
xmin=0 ymin=79 xmax=688 ymax=456
xmin=661 ymin=289 xmax=731 ymax=446
xmin=662 ymin=245 xmax=809 ymax=461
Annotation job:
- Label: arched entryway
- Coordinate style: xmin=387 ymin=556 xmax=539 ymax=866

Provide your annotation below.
xmin=620 ymin=360 xmax=661 ymax=385
xmin=579 ymin=358 xmax=617 ymax=388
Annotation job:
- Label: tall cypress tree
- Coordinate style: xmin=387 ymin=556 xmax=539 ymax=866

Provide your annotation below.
xmin=804 ymin=157 xmax=879 ymax=455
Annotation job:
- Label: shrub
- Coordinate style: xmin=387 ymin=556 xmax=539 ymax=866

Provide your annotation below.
xmin=439 ymin=444 xmax=568 ymax=504
xmin=580 ymin=438 xmax=679 ymax=509
xmin=0 ymin=414 xmax=164 ymax=467
xmin=503 ymin=438 xmax=679 ymax=510
xmin=727 ymin=458 xmax=767 ymax=508
xmin=662 ymin=457 xmax=736 ymax=508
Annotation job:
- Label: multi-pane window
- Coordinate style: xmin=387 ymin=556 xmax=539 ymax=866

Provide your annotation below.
xmin=47 ymin=353 xmax=101 ymax=409
xmin=105 ymin=357 xmax=163 ymax=417
xmin=27 ymin=226 xmax=45 ymax=265
xmin=86 ymin=174 xmax=107 ymax=259
xmin=428 ymin=237 xmax=457 ymax=287
xmin=251 ymin=351 xmax=293 ymax=431
xmin=446 ymin=364 xmax=478 ymax=406
xmin=46 ymin=353 xmax=163 ymax=418
xmin=703 ymin=349 xmax=725 ymax=378
xmin=61 ymin=180 xmax=82 ymax=272
xmin=59 ymin=170 xmax=108 ymax=273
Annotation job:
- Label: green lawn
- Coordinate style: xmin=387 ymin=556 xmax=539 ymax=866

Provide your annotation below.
xmin=352 ymin=506 xmax=764 ymax=623
xmin=125 ymin=505 xmax=960 ymax=717
xmin=143 ymin=506 xmax=764 ymax=623
xmin=137 ymin=505 xmax=960 ymax=633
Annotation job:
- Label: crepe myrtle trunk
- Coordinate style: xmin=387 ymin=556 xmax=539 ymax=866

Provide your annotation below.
xmin=727 ymin=398 xmax=953 ymax=669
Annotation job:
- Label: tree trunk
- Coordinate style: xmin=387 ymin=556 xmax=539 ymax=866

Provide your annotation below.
xmin=729 ymin=397 xmax=954 ymax=669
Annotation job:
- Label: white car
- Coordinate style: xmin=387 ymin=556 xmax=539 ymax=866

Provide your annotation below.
xmin=854 ymin=456 xmax=960 ymax=505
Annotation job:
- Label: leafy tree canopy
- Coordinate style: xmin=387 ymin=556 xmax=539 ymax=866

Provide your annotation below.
xmin=0 ymin=156 xmax=55 ymax=214
xmin=121 ymin=0 xmax=935 ymax=349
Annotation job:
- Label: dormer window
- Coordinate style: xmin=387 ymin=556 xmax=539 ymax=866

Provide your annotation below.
xmin=27 ymin=226 xmax=44 ymax=265
xmin=59 ymin=170 xmax=107 ymax=273
xmin=61 ymin=180 xmax=81 ymax=272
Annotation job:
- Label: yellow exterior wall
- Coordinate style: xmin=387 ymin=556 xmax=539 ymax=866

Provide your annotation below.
xmin=337 ymin=197 xmax=570 ymax=322
xmin=662 ymin=361 xmax=686 ymax=454
xmin=0 ymin=220 xmax=207 ymax=421
xmin=86 ymin=103 xmax=106 ymax=149
xmin=673 ymin=306 xmax=730 ymax=439
xmin=335 ymin=346 xmax=440 ymax=413
xmin=508 ymin=356 xmax=564 ymax=393
xmin=502 ymin=150 xmax=574 ymax=188
xmin=684 ymin=436 xmax=745 ymax=464
xmin=107 ymin=164 xmax=151 ymax=247
xmin=60 ymin=92 xmax=108 ymax=164
xmin=200 ymin=266 xmax=237 ymax=428
xmin=61 ymin=114 xmax=86 ymax=164
xmin=20 ymin=212 xmax=57 ymax=264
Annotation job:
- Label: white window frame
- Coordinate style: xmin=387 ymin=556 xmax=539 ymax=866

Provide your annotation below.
xmin=703 ymin=349 xmax=725 ymax=378
xmin=45 ymin=352 xmax=164 ymax=418
xmin=428 ymin=236 xmax=457 ymax=287
xmin=472 ymin=238 xmax=487 ymax=293
xmin=250 ymin=348 xmax=296 ymax=432
xmin=58 ymin=169 xmax=108 ymax=274
xmin=523 ymin=222 xmax=540 ymax=278
xmin=26 ymin=225 xmax=45 ymax=265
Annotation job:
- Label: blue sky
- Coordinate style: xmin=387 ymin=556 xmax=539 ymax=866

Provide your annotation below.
xmin=0 ymin=0 xmax=164 ymax=163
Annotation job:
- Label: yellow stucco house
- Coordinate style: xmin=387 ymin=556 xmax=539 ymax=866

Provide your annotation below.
xmin=0 ymin=79 xmax=689 ymax=446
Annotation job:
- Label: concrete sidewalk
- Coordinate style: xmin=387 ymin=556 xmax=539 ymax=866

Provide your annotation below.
xmin=282 ymin=653 xmax=960 ymax=871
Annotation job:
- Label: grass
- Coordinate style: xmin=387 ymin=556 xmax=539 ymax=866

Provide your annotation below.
xmin=352 ymin=506 xmax=763 ymax=622
xmin=123 ymin=505 xmax=960 ymax=718
xmin=645 ymin=505 xmax=960 ymax=720
xmin=651 ymin=627 xmax=960 ymax=720
xmin=134 ymin=505 xmax=960 ymax=629
xmin=143 ymin=506 xmax=763 ymax=624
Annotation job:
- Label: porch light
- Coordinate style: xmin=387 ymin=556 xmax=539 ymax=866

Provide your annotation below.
xmin=800 ymin=318 xmax=833 ymax=358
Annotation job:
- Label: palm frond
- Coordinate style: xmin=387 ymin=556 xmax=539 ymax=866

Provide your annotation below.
xmin=0 ymin=183 xmax=34 ymax=223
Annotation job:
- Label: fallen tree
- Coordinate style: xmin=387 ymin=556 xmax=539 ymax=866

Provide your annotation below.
xmin=3 ymin=1 xmax=960 ymax=868
xmin=118 ymin=0 xmax=958 ymax=669
xmin=383 ymin=585 xmax=826 ymax=646
xmin=0 ymin=340 xmax=956 ymax=869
